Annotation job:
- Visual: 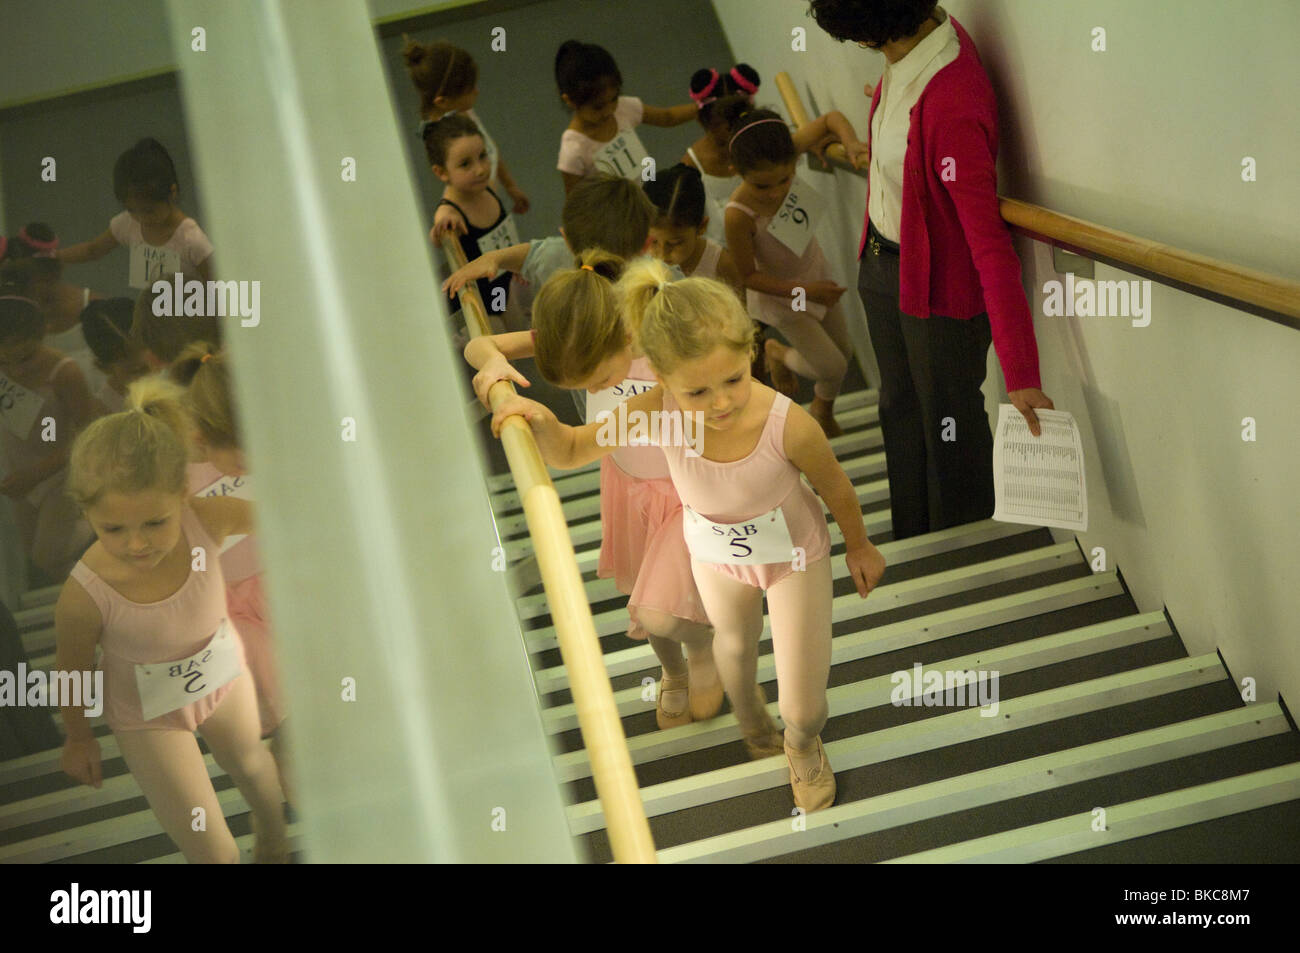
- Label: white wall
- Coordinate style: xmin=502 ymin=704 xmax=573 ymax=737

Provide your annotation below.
xmin=711 ymin=0 xmax=1300 ymax=710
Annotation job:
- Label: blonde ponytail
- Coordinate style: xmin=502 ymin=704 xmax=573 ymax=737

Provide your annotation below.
xmin=617 ymin=259 xmax=754 ymax=376
xmin=532 ymin=247 xmax=629 ymax=386
xmin=170 ymin=341 xmax=240 ymax=449
xmin=66 ymin=374 xmax=192 ymax=509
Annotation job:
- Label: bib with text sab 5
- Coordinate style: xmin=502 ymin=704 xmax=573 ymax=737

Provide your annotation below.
xmin=682 ymin=505 xmax=795 ymax=564
xmin=133 ymin=618 xmax=242 ymax=722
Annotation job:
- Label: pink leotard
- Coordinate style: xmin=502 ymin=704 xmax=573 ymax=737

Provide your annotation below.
xmin=726 ymin=197 xmax=831 ymax=325
xmin=658 ymin=387 xmax=831 ymax=590
xmin=68 ymin=505 xmax=246 ymax=732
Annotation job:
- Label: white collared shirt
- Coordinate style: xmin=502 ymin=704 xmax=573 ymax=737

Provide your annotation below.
xmin=868 ymin=6 xmax=960 ymax=243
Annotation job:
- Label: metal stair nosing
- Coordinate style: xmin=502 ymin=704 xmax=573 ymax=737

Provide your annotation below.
xmin=548 ymin=589 xmax=1148 ymax=785
xmin=566 ymin=619 xmax=1199 ymax=833
xmin=541 ymin=569 xmax=1124 ymax=733
xmin=533 ymin=541 xmax=1085 ymax=695
xmin=653 ymin=697 xmax=1288 ymax=864
xmin=880 ymin=760 xmax=1300 ymax=865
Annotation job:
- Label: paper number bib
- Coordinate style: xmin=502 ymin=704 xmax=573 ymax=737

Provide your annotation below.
xmin=129 ymin=243 xmax=183 ymax=290
xmin=476 ymin=214 xmax=520 ymax=255
xmin=682 ymin=505 xmax=795 ymax=564
xmin=593 ymin=129 xmax=649 ymax=181
xmin=585 ymin=379 xmax=657 ymax=429
xmin=134 ymin=619 xmax=242 ymax=721
xmin=194 ymin=472 xmax=253 ymax=554
xmin=0 ymin=372 xmax=42 ymax=440
xmin=767 ymin=177 xmax=825 ymax=256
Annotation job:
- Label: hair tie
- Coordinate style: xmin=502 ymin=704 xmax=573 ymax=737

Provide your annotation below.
xmin=729 ymin=66 xmax=759 ymax=96
xmin=201 ymin=352 xmax=213 ymax=363
xmin=728 ymin=117 xmax=787 ymax=152
xmin=580 ymin=264 xmax=595 ymax=271
xmin=18 ymin=226 xmax=59 ymax=258
xmin=690 ymin=68 xmax=720 ymax=108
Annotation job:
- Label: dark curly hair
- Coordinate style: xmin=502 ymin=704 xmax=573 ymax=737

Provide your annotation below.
xmin=807 ymin=0 xmax=938 ymax=47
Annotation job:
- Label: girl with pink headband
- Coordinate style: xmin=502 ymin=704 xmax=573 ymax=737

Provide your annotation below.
xmin=682 ymin=64 xmax=760 ymax=248
xmin=721 ymin=102 xmax=869 ymax=438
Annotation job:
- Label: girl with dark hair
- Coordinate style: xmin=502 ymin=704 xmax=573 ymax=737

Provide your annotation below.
xmin=681 ymin=64 xmax=760 ymax=246
xmin=807 ymin=0 xmax=1055 ymax=539
xmin=554 ymin=40 xmax=697 ymax=193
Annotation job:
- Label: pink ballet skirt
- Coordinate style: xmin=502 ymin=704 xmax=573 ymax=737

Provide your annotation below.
xmin=225 ymin=573 xmax=284 ymax=737
xmin=597 ymin=457 xmax=710 ymax=640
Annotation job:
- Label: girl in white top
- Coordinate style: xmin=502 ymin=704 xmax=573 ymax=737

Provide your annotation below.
xmin=58 ymin=139 xmax=214 ymax=289
xmin=554 ymin=40 xmax=697 ymax=193
xmin=682 ymin=64 xmax=760 ymax=247
xmin=402 ymin=37 xmax=533 ymax=239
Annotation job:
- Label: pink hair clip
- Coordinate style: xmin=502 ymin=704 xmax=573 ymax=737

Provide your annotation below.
xmin=690 ymin=68 xmax=720 ymax=109
xmin=18 ymin=225 xmax=59 ymax=259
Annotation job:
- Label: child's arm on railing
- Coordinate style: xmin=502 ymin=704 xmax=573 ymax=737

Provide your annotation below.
xmin=463 ymin=332 xmax=534 ymax=407
xmin=793 ymin=111 xmax=869 ymax=169
xmin=491 ymin=388 xmax=664 ymax=469
xmin=725 ymin=206 xmax=845 ymax=308
xmin=442 ymin=242 xmax=530 ymax=296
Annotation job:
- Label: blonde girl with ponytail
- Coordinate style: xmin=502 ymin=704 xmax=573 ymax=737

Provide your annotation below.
xmin=492 ymin=257 xmax=887 ymax=812
xmin=54 ymin=376 xmax=289 ymax=862
xmin=466 ymin=248 xmax=734 ymax=732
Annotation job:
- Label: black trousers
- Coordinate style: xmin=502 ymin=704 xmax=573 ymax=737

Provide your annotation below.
xmin=857 ymin=239 xmax=995 ymax=540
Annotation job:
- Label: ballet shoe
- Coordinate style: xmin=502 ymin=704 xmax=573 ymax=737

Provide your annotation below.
xmin=808 ymin=400 xmax=843 ymax=439
xmin=686 ymin=650 xmax=725 ymax=722
xmin=764 ymin=338 xmax=799 ymax=398
xmin=739 ymin=682 xmax=785 ymax=760
xmin=656 ymin=672 xmax=693 ymax=731
xmin=785 ymin=735 xmax=836 ymax=813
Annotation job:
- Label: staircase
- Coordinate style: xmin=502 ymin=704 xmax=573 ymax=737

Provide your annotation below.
xmin=4 ymin=385 xmax=1300 ymax=862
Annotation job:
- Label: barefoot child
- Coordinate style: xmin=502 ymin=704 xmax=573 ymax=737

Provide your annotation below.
xmin=55 ymin=377 xmax=288 ymax=862
xmin=491 ymin=259 xmax=887 ymax=811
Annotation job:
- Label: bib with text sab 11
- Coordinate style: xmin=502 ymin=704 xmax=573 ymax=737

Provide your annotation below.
xmin=0 ymin=372 xmax=42 ymax=440
xmin=682 ymin=504 xmax=795 ymax=564
xmin=129 ymin=244 xmax=183 ymax=290
xmin=134 ymin=618 xmax=242 ymax=722
xmin=767 ymin=176 xmax=826 ymax=257
xmin=593 ymin=129 xmax=650 ymax=181
xmin=585 ymin=378 xmax=657 ymax=431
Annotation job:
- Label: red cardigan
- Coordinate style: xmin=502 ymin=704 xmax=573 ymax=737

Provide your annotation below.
xmin=861 ymin=16 xmax=1041 ymax=393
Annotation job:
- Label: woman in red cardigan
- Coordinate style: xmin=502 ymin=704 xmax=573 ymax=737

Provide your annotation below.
xmin=810 ymin=0 xmax=1054 ymax=540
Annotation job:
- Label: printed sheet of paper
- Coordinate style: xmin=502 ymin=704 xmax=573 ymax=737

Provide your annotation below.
xmin=992 ymin=404 xmax=1087 ymax=531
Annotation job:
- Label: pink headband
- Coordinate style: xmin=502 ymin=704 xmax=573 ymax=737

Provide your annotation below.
xmin=728 ymin=117 xmax=787 ymax=151
xmin=729 ymin=66 xmax=758 ymax=96
xmin=18 ymin=226 xmax=59 ymax=258
xmin=690 ymin=68 xmax=720 ymax=108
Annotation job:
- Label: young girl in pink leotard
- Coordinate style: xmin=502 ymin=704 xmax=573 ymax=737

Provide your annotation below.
xmin=492 ymin=258 xmax=888 ymax=812
xmin=54 ymin=376 xmax=288 ymax=863
xmin=466 ymin=249 xmax=742 ymax=734
xmin=170 ymin=341 xmax=292 ymax=806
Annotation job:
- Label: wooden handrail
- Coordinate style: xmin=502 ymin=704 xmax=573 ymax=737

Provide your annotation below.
xmin=774 ymin=72 xmax=1300 ymax=327
xmin=438 ymin=236 xmax=657 ymax=864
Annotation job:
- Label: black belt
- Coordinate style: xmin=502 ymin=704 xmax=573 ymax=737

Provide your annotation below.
xmin=866 ymin=220 xmax=901 ymax=256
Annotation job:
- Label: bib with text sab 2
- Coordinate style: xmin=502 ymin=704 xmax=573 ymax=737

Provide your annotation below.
xmin=133 ymin=619 xmax=242 ymax=722
xmin=766 ymin=176 xmax=826 ymax=256
xmin=682 ymin=505 xmax=795 ymax=564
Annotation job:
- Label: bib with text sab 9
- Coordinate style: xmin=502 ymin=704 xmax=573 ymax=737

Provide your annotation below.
xmin=682 ymin=505 xmax=795 ymax=564
xmin=593 ymin=129 xmax=650 ymax=181
xmin=133 ymin=619 xmax=242 ymax=722
xmin=129 ymin=244 xmax=183 ymax=290
xmin=767 ymin=176 xmax=826 ymax=257
xmin=585 ymin=378 xmax=657 ymax=431
xmin=0 ymin=372 xmax=43 ymax=440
